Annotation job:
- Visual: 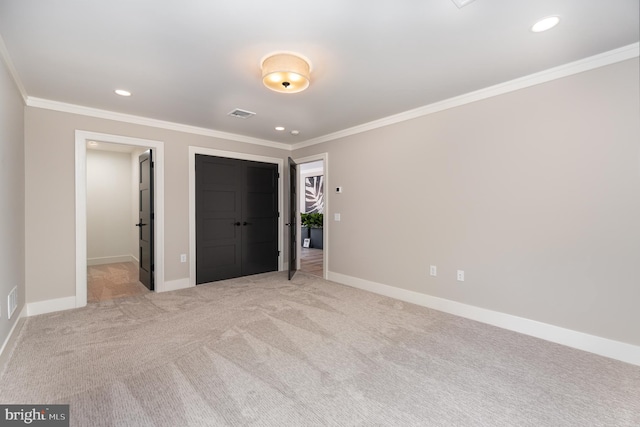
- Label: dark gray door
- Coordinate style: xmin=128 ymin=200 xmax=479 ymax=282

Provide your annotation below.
xmin=196 ymin=154 xmax=278 ymax=284
xmin=196 ymin=155 xmax=243 ymax=283
xmin=242 ymin=161 xmax=279 ymax=276
xmin=137 ymin=150 xmax=154 ymax=290
xmin=288 ymin=157 xmax=298 ymax=280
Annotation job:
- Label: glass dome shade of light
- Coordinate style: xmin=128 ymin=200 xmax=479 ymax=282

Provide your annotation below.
xmin=261 ymin=53 xmax=311 ymax=93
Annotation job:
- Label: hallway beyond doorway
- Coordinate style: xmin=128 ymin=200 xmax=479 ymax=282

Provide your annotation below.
xmin=300 ymin=247 xmax=323 ymax=277
xmin=87 ymin=262 xmax=150 ymax=302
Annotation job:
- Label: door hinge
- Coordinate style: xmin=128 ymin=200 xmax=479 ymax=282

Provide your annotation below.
xmin=277 ymin=172 xmax=280 ymax=178
xmin=277 ymin=212 xmax=280 ymax=218
xmin=151 ymin=161 xmax=155 ymax=168
xmin=278 ymin=250 xmax=281 ymax=256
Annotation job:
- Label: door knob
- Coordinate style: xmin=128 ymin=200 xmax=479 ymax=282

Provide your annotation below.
xmin=243 ymin=222 xmax=251 ymax=226
xmin=135 ymin=223 xmax=147 ymax=227
xmin=233 ymin=222 xmax=241 ymax=226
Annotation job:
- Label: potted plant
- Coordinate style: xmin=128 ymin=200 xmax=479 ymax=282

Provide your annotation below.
xmin=307 ymin=212 xmax=323 ymax=249
xmin=300 ymin=213 xmax=311 ymax=246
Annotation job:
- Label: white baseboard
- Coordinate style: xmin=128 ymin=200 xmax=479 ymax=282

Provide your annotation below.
xmin=328 ymin=271 xmax=640 ymax=367
xmin=0 ymin=305 xmax=27 ymax=368
xmin=159 ymin=278 xmax=192 ymax=293
xmin=27 ymin=296 xmax=77 ymax=316
xmin=87 ymin=255 xmax=136 ymax=266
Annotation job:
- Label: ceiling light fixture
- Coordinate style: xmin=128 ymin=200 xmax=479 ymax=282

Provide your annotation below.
xmin=261 ymin=53 xmax=311 ymax=94
xmin=115 ymin=89 xmax=131 ymax=97
xmin=531 ymin=16 xmax=560 ymax=33
xmin=275 ymin=126 xmax=285 ymax=131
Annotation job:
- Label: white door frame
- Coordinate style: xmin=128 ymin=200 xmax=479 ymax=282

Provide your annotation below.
xmin=75 ymin=130 xmax=165 ymax=307
xmin=188 ymin=146 xmax=284 ymax=286
xmin=294 ymin=153 xmax=329 ymax=278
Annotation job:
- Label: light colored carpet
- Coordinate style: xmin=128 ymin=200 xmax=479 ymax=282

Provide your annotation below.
xmin=1 ymin=272 xmax=638 ymax=426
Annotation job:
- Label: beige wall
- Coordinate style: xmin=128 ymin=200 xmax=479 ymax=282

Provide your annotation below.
xmin=21 ymin=58 xmax=640 ymax=347
xmin=24 ymin=109 xmax=290 ymax=303
xmin=0 ymin=55 xmax=25 ymax=347
xmin=86 ymin=149 xmax=134 ymax=263
xmin=294 ymin=58 xmax=640 ymax=346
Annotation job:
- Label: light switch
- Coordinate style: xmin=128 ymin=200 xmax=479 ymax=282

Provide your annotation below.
xmin=334 ymin=213 xmax=341 ymax=221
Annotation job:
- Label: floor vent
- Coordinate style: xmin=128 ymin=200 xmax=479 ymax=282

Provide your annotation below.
xmin=8 ymin=286 xmax=17 ymax=319
xmin=227 ymin=108 xmax=256 ymax=119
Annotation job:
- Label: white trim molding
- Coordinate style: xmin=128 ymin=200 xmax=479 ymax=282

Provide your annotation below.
xmin=328 ymin=271 xmax=640 ymax=367
xmin=294 ymin=153 xmax=329 ymax=279
xmin=27 ymin=296 xmax=76 ymax=317
xmin=87 ymin=255 xmax=137 ymax=266
xmin=161 ymin=278 xmax=192 ymax=293
xmin=188 ymin=147 xmax=285 ymax=286
xmin=19 ymin=44 xmax=638 ymax=152
xmin=75 ymin=131 xmax=165 ymax=307
xmin=29 ymin=98 xmax=290 ymax=151
xmin=293 ymin=42 xmax=640 ymax=150
xmin=0 ymin=33 xmax=28 ymax=104
xmin=0 ymin=306 xmax=27 ymax=367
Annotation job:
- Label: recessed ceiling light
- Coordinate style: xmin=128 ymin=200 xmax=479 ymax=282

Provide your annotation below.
xmin=115 ymin=89 xmax=131 ymax=97
xmin=531 ymin=16 xmax=560 ymax=33
xmin=275 ymin=126 xmax=285 ymax=131
xmin=290 ymin=130 xmax=300 ymax=135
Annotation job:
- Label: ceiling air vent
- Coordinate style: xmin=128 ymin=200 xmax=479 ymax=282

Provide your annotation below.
xmin=227 ymin=108 xmax=256 ymax=119
xmin=451 ymin=0 xmax=476 ymax=8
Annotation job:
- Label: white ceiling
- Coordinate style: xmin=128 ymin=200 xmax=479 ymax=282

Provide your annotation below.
xmin=0 ymin=0 xmax=638 ymax=146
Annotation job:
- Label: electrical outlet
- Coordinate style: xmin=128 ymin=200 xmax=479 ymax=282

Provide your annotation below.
xmin=180 ymin=254 xmax=187 ymax=263
xmin=457 ymin=270 xmax=465 ymax=282
xmin=429 ymin=265 xmax=437 ymax=277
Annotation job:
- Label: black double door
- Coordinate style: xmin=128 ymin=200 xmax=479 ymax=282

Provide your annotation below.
xmin=196 ymin=155 xmax=279 ymax=284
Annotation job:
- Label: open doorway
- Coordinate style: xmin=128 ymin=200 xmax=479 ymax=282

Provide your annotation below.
xmin=75 ymin=131 xmax=165 ymax=308
xmin=297 ymin=156 xmax=328 ymax=278
xmin=85 ymin=143 xmax=152 ymax=302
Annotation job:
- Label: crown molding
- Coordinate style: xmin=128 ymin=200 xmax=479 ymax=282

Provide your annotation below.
xmin=26 ymin=97 xmax=291 ymax=151
xmin=293 ymin=42 xmax=640 ymax=150
xmin=0 ymin=34 xmax=28 ymax=104
xmin=19 ymin=42 xmax=639 ymax=152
